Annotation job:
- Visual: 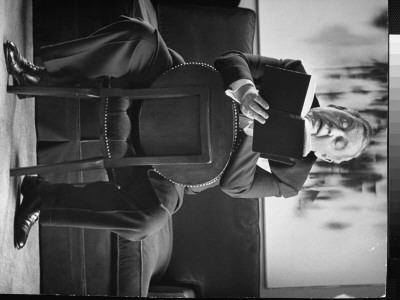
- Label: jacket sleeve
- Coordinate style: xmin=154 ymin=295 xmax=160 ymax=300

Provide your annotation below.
xmin=214 ymin=51 xmax=304 ymax=87
xmin=219 ymin=132 xmax=316 ymax=199
xmin=214 ymin=50 xmax=320 ymax=108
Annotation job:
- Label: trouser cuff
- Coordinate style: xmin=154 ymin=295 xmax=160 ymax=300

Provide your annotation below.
xmin=40 ymin=183 xmax=62 ymax=225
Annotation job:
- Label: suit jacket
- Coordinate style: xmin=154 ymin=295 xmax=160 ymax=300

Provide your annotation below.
xmin=213 ymin=51 xmax=320 ymax=199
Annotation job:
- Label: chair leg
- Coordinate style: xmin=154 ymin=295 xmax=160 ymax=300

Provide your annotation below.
xmin=10 ymin=157 xmax=105 ymax=176
xmin=7 ymin=86 xmax=100 ymax=99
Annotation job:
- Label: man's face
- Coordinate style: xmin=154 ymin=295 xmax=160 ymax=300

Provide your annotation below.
xmin=305 ymin=106 xmax=365 ymax=164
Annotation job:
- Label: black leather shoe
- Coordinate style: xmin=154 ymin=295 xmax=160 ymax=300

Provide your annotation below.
xmin=14 ymin=176 xmax=47 ymax=250
xmin=4 ymin=40 xmax=44 ymax=86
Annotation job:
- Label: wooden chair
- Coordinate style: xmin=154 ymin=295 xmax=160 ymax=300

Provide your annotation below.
xmin=9 ymin=63 xmax=236 ymax=187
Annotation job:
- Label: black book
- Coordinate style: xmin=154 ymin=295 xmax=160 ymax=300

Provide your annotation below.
xmin=252 ymin=65 xmax=316 ymax=161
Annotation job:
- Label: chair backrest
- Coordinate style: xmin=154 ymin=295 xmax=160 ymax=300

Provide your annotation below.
xmin=139 ymin=63 xmax=237 ymax=187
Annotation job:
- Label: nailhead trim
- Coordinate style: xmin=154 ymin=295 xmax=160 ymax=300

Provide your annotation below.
xmin=160 ymin=61 xmax=219 ymax=75
xmin=104 ymin=77 xmax=118 ymax=183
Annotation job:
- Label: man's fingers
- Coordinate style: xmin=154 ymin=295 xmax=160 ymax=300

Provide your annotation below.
xmin=248 ymin=111 xmax=266 ymax=124
xmin=243 ymin=108 xmax=267 ymax=124
xmin=248 ymin=101 xmax=269 ymax=120
xmin=254 ymin=95 xmax=269 ymax=110
xmin=241 ymin=93 xmax=270 ymax=124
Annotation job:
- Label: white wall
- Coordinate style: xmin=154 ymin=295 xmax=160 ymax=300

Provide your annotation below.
xmin=239 ymin=0 xmax=259 ymax=54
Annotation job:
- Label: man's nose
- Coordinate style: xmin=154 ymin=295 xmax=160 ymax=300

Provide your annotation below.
xmin=320 ymin=123 xmax=333 ymax=135
xmin=321 ymin=122 xmax=343 ymax=137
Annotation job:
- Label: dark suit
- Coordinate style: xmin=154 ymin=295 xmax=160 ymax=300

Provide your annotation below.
xmin=214 ymin=51 xmax=319 ymax=198
xmin=37 ymin=18 xmax=318 ymax=241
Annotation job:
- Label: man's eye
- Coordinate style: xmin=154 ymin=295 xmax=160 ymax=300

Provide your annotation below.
xmin=342 ymin=119 xmax=349 ymax=129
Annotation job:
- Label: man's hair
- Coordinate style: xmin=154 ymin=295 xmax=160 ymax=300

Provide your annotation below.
xmin=328 ymin=104 xmax=373 ymax=158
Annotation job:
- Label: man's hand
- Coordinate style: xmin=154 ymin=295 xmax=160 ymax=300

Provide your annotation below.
xmin=236 ymin=84 xmax=269 ymax=124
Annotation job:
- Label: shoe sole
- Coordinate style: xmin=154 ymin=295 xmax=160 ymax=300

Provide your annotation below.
xmin=3 ymin=41 xmax=13 ymax=75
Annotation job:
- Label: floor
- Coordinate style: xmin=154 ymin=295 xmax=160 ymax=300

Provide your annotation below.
xmin=0 ymin=0 xmax=40 ymax=294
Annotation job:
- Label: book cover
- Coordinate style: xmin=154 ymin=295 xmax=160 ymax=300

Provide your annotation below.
xmin=253 ymin=113 xmax=305 ymax=159
xmin=252 ymin=65 xmax=316 ymax=159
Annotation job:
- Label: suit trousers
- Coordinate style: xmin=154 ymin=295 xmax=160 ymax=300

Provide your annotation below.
xmin=40 ymin=168 xmax=184 ymax=241
xmin=37 ymin=17 xmax=186 ymax=241
xmin=39 ymin=16 xmax=183 ymax=88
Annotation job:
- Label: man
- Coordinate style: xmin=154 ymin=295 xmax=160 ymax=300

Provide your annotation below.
xmin=214 ymin=51 xmax=372 ymax=198
xmin=4 ymin=17 xmax=373 ymax=250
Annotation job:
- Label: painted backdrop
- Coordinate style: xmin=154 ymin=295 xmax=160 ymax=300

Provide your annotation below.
xmin=258 ymin=0 xmax=387 ymax=288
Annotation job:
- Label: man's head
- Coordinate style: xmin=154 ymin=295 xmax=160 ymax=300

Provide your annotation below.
xmin=305 ymin=104 xmax=373 ymax=164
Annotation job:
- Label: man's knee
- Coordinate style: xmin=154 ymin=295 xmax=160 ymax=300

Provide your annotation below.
xmin=142 ymin=204 xmax=171 ymax=236
xmin=114 ymin=204 xmax=170 ymax=241
xmin=113 ymin=17 xmax=158 ymax=45
xmin=148 ymin=170 xmax=182 ymax=215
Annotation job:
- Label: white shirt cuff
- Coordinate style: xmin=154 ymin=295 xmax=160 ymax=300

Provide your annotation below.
xmin=225 ymin=79 xmax=255 ymax=104
xmin=230 ymin=79 xmax=255 ymax=91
